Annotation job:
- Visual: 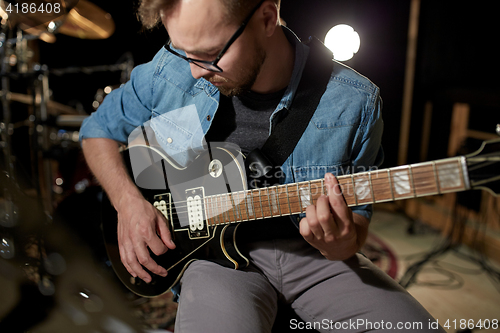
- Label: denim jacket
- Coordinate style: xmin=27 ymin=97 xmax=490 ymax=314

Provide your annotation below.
xmin=79 ymin=27 xmax=384 ymax=221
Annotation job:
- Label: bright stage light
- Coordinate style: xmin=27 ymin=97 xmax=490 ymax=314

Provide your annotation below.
xmin=324 ymin=24 xmax=360 ymax=61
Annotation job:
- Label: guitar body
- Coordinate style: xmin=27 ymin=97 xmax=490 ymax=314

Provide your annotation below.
xmin=101 ymin=144 xmax=249 ymax=297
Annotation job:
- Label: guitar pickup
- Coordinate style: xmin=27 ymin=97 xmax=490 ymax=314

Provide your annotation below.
xmin=186 ymin=187 xmax=209 ymax=239
xmin=153 ymin=193 xmax=171 ymax=221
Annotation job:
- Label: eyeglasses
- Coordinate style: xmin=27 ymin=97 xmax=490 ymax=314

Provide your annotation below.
xmin=164 ymin=0 xmax=266 ymax=73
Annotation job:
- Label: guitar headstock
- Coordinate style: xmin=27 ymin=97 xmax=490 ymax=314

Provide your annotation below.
xmin=466 ymin=138 xmax=500 ymax=196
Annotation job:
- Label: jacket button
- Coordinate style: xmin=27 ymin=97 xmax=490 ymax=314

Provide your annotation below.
xmin=206 ymin=115 xmax=211 ymax=121
xmin=167 ymin=137 xmax=173 ymax=143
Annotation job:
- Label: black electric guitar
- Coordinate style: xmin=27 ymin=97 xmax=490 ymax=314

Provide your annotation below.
xmin=102 ymin=139 xmax=500 ymax=297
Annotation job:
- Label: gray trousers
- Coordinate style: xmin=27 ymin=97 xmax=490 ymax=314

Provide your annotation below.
xmin=174 ymin=237 xmax=445 ymax=332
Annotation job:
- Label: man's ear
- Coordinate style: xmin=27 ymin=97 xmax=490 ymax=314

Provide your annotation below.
xmin=260 ymin=1 xmax=279 ymax=37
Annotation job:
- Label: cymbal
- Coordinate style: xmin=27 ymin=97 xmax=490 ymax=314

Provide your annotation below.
xmin=0 ymin=0 xmax=75 ymax=28
xmin=6 ymin=92 xmax=79 ymax=115
xmin=1 ymin=0 xmax=73 ymax=42
xmin=21 ymin=25 xmax=57 ymax=43
xmin=57 ymin=0 xmax=115 ymax=39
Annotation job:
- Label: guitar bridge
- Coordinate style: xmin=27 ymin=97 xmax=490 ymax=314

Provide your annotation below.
xmin=186 ymin=187 xmax=209 ymax=239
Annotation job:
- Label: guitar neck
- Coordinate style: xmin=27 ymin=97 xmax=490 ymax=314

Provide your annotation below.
xmin=203 ymin=156 xmax=470 ymax=226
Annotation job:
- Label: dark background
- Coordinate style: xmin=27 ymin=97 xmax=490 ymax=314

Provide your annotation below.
xmin=36 ymin=0 xmax=500 ymax=168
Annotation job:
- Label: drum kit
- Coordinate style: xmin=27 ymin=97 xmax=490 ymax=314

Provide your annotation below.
xmin=0 ymin=2 xmax=144 ymax=331
xmin=0 ymin=0 xmax=133 ymax=215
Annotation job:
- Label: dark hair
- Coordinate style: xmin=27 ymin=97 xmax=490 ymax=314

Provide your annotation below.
xmin=137 ymin=0 xmax=281 ymax=29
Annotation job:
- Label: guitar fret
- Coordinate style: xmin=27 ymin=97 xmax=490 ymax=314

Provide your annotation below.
xmin=307 ymin=181 xmax=314 ymax=205
xmin=387 ymin=169 xmax=395 ymax=200
xmin=261 ymin=187 xmax=269 ymax=218
xmin=212 ymin=196 xmax=218 ymax=225
xmin=296 ymin=183 xmax=302 ymax=212
xmin=409 ymin=165 xmax=417 ymax=198
xmin=257 ymin=188 xmax=264 ymax=219
xmin=353 ymin=173 xmax=373 ymax=204
xmin=242 ymin=191 xmax=249 ymax=221
xmin=219 ymin=194 xmax=226 ymax=223
xmin=214 ymin=194 xmax=220 ymax=223
xmin=351 ymin=174 xmax=358 ymax=206
xmin=310 ymin=180 xmax=323 ymax=205
xmin=412 ymin=162 xmax=439 ymax=196
xmin=234 ymin=192 xmax=243 ymax=222
xmin=244 ymin=190 xmax=253 ymax=220
xmin=369 ymin=172 xmax=375 ymax=204
xmin=286 ymin=183 xmax=300 ymax=214
xmin=213 ymin=195 xmax=220 ymax=224
xmin=370 ymin=169 xmax=392 ymax=203
xmin=285 ymin=185 xmax=292 ymax=215
xmin=226 ymin=193 xmax=234 ymax=222
xmin=229 ymin=193 xmax=239 ymax=222
xmin=268 ymin=187 xmax=278 ymax=216
xmin=276 ymin=186 xmax=284 ymax=216
xmin=210 ymin=195 xmax=216 ymax=224
xmin=432 ymin=162 xmax=441 ymax=194
xmin=233 ymin=192 xmax=242 ymax=221
xmin=391 ymin=166 xmax=415 ymax=199
xmin=215 ymin=194 xmax=222 ymax=223
xmin=338 ymin=176 xmax=354 ymax=206
xmin=205 ymin=197 xmax=213 ymax=226
xmin=223 ymin=194 xmax=230 ymax=223
xmin=436 ymin=158 xmax=466 ymax=193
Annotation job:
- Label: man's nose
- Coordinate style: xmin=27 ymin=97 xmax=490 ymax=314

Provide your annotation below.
xmin=190 ymin=63 xmax=212 ymax=80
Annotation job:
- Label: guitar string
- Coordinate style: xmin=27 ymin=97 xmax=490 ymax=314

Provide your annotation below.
xmin=157 ymin=163 xmax=474 ymax=220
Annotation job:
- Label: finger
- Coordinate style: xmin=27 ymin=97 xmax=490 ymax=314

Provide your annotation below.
xmin=314 ymin=194 xmax=338 ymax=237
xmin=117 ymin=222 xmax=139 ymax=278
xmin=147 ymin=229 xmax=169 ymax=256
xmin=135 ymin=242 xmax=168 ymax=278
xmin=127 ymin=246 xmax=154 ymax=283
xmin=118 ymin=239 xmax=137 ymax=278
xmin=299 ymin=216 xmax=314 ymax=241
xmin=135 ymin=214 xmax=168 ymax=256
xmin=156 ymin=212 xmax=176 ymax=250
xmin=325 ymin=173 xmax=352 ymax=226
xmin=118 ymin=238 xmax=153 ymax=282
xmin=303 ymin=205 xmax=326 ymax=240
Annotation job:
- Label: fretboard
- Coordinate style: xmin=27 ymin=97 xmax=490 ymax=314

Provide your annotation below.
xmin=203 ymin=156 xmax=470 ymax=226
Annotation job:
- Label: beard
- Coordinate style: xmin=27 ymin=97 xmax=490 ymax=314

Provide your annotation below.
xmin=206 ymin=46 xmax=266 ymax=97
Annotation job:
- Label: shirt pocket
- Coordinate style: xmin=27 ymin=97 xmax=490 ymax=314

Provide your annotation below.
xmin=150 ymin=105 xmax=202 ymax=167
xmin=312 ymin=108 xmax=361 ymax=130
